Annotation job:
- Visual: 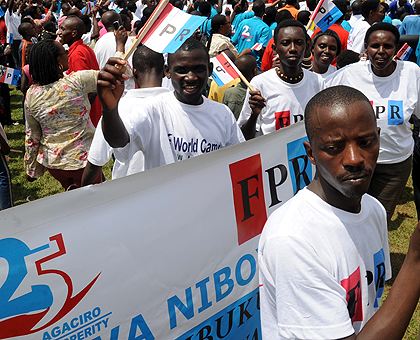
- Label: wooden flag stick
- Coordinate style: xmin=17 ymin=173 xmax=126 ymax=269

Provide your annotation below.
xmin=306 ymin=0 xmax=325 ymax=31
xmin=239 ymin=74 xmax=255 ymax=92
xmin=123 ymin=0 xmax=170 ymax=61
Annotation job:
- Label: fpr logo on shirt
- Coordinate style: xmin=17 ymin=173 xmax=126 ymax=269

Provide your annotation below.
xmin=370 ymin=100 xmax=404 ymax=125
xmin=229 ymin=137 xmax=312 ymax=245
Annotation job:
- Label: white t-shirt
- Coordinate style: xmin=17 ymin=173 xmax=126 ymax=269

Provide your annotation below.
xmin=347 ymin=19 xmax=370 ymax=54
xmin=317 ymin=64 xmax=336 ymax=80
xmin=258 ymin=188 xmax=391 ymax=340
xmin=237 ymin=68 xmax=325 ymax=136
xmin=326 ymin=60 xmax=420 ymax=164
xmin=94 ymin=32 xmax=135 ymax=91
xmin=5 ymin=10 xmax=23 ymax=40
xmin=88 ymin=87 xmax=171 ymax=178
xmin=348 ymin=13 xmax=363 ymax=28
xmin=113 ymin=92 xmax=245 ymax=170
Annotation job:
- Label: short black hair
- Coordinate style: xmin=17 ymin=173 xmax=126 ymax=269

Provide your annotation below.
xmin=252 ymin=0 xmax=265 ymax=17
xmin=274 ymin=19 xmax=307 ymax=45
xmin=351 ymin=0 xmax=362 ymax=14
xmin=305 ymin=85 xmax=375 ymax=141
xmin=364 ymin=22 xmax=399 ymax=46
xmin=263 ymin=6 xmax=277 ymax=26
xmin=211 ymin=14 xmax=226 ymax=33
xmin=167 ymin=37 xmax=209 ymax=67
xmin=27 ymin=5 xmax=39 ymax=18
xmin=297 ymin=10 xmax=311 ymax=25
xmin=361 ymin=0 xmax=381 ymax=19
xmin=336 ymin=49 xmax=360 ymax=69
xmin=133 ymin=45 xmax=164 ymax=74
xmin=332 ymin=0 xmax=347 ymax=20
xmin=199 ymin=1 xmax=212 ymax=16
xmin=312 ymin=29 xmax=342 ymax=56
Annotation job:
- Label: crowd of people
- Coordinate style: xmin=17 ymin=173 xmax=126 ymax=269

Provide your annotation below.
xmin=0 ymin=0 xmax=420 ymax=336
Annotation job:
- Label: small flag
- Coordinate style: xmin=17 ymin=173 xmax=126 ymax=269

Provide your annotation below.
xmin=396 ymin=43 xmax=412 ymax=61
xmin=252 ymin=42 xmax=263 ymax=51
xmin=0 ymin=65 xmax=20 ymax=86
xmin=140 ymin=3 xmax=206 ymax=53
xmin=6 ymin=32 xmax=13 ymax=44
xmin=211 ymin=52 xmax=241 ymax=87
xmin=312 ymin=0 xmax=343 ymax=32
xmin=0 ymin=7 xmax=4 ymax=17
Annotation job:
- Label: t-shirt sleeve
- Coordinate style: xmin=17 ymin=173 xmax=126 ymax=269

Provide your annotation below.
xmin=88 ymin=117 xmax=113 ymax=166
xmin=112 ymin=102 xmax=153 ymax=163
xmin=231 ymin=23 xmax=242 ymax=44
xmin=224 ymin=106 xmax=245 ymax=144
xmin=236 ymin=86 xmax=252 ymax=127
xmin=259 ymin=234 xmax=355 ymax=340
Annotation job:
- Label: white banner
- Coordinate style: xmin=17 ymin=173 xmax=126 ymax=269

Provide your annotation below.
xmin=0 ymin=122 xmax=313 ymax=340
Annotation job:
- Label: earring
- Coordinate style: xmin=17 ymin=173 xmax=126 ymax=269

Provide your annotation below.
xmin=58 ymin=63 xmax=63 ymax=71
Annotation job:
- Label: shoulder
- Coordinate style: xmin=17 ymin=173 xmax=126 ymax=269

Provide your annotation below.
xmin=251 ymin=68 xmax=277 ymax=85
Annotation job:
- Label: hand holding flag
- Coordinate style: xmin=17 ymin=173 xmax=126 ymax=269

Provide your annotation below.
xmin=122 ymin=0 xmax=205 ymax=61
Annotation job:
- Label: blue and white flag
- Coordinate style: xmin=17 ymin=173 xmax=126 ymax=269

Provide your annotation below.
xmin=312 ymin=0 xmax=343 ymax=32
xmin=140 ymin=3 xmax=206 ymax=53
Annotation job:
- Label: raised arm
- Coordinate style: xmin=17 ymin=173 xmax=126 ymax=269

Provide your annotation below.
xmin=97 ymin=26 xmax=130 ymax=148
xmin=240 ymin=90 xmax=266 ymax=140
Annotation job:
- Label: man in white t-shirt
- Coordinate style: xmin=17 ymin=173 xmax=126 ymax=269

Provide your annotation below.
xmin=96 ymin=38 xmax=244 ymax=171
xmin=237 ymin=19 xmax=325 ymax=140
xmin=94 ymin=10 xmax=135 ymax=91
xmin=81 ymin=45 xmax=170 ymax=185
xmin=347 ymin=0 xmax=384 ymax=54
xmin=5 ymin=0 xmax=23 ymax=69
xmin=259 ymin=85 xmax=420 ymax=340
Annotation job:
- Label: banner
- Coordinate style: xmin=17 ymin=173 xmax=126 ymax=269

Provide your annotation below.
xmin=0 ymin=122 xmax=313 ymax=340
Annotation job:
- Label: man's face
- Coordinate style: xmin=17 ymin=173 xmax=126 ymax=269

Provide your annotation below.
xmin=274 ymin=26 xmax=308 ymax=70
xmin=58 ymin=20 xmax=75 ymax=45
xmin=304 ymin=100 xmax=380 ymax=199
xmin=166 ymin=49 xmax=212 ymax=105
xmin=345 ymin=5 xmax=352 ymax=20
xmin=399 ymin=0 xmax=407 ymax=7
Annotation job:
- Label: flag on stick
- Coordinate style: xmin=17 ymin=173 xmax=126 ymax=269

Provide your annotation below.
xmin=306 ymin=0 xmax=342 ymax=32
xmin=0 ymin=65 xmax=20 ymax=86
xmin=211 ymin=52 xmax=255 ymax=91
xmin=396 ymin=43 xmax=412 ymax=61
xmin=123 ymin=0 xmax=205 ymax=61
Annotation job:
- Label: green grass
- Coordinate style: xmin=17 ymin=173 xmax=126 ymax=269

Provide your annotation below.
xmin=3 ymin=87 xmax=420 ymax=338
xmin=4 ymin=87 xmax=113 ymax=205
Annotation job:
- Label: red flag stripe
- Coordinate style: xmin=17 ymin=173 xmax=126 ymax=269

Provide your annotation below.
xmin=215 ymin=53 xmax=240 ymax=79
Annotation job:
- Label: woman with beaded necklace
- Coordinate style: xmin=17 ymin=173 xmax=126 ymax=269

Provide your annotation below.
xmin=237 ymin=19 xmax=325 ymax=140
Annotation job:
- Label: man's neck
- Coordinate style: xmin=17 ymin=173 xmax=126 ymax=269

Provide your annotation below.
xmin=307 ymin=176 xmax=362 ymax=213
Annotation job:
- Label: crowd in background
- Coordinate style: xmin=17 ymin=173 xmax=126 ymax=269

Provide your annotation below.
xmin=0 ymin=0 xmax=418 ymax=228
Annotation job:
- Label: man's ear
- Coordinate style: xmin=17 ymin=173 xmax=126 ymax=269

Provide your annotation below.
xmin=164 ymin=64 xmax=170 ymax=79
xmin=303 ymin=140 xmax=316 ymax=166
